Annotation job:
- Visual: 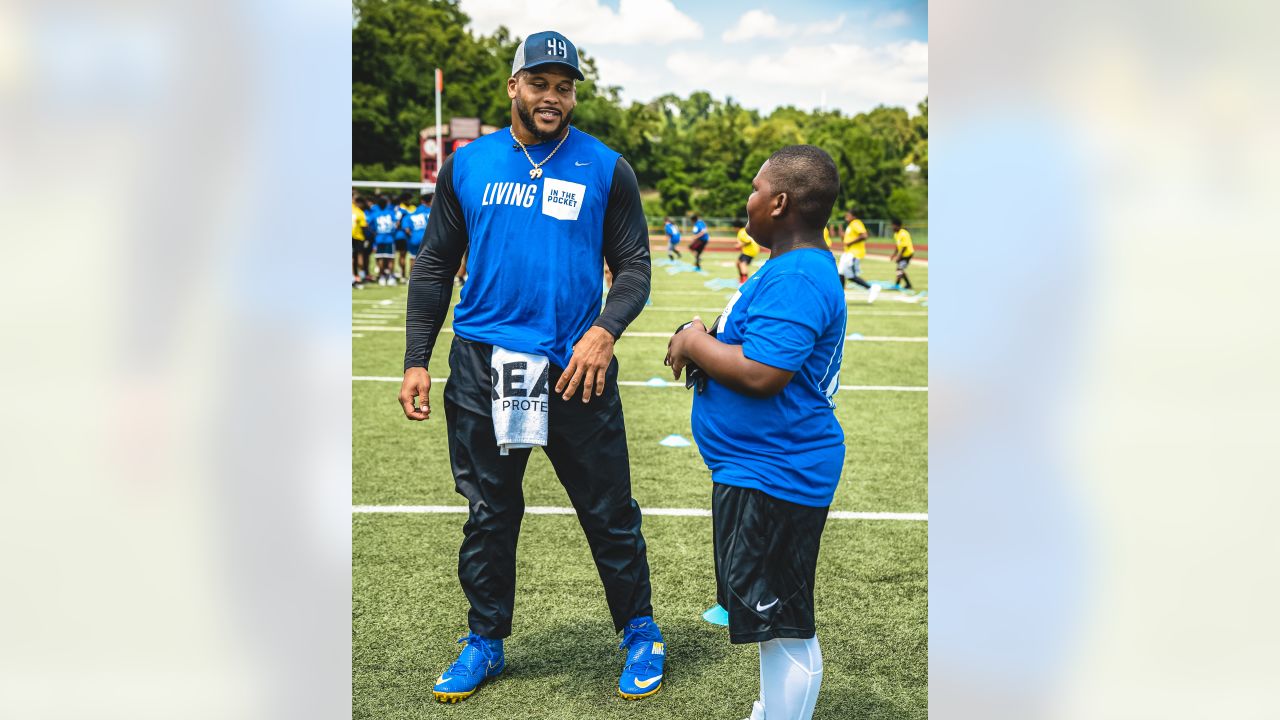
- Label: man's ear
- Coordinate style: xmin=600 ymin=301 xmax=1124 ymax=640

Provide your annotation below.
xmin=507 ymin=76 xmax=518 ymax=100
xmin=770 ymin=191 xmax=788 ymax=220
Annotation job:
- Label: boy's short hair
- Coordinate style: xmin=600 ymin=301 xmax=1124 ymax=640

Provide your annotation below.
xmin=765 ymin=145 xmax=840 ymax=232
xmin=891 ymin=218 xmax=903 ymax=227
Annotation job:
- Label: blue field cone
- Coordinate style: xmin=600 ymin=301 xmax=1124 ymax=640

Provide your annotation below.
xmin=702 ymin=604 xmax=729 ymax=627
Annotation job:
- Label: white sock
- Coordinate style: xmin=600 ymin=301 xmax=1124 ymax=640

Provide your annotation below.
xmin=758 ymin=635 xmax=823 ymax=720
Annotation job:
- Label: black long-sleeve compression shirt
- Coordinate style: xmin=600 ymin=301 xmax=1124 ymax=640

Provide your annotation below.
xmin=403 ymin=154 xmax=652 ymax=371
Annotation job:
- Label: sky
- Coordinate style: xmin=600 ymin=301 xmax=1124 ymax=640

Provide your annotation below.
xmin=457 ymin=0 xmax=927 ymax=116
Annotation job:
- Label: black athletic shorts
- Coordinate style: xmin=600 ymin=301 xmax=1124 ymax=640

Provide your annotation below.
xmin=690 ymin=237 xmax=708 ymax=253
xmin=352 ymin=239 xmax=363 ymax=258
xmin=738 ymin=254 xmax=754 ymax=266
xmin=394 ymin=237 xmax=408 ymax=253
xmin=712 ymin=482 xmax=828 ymax=644
xmin=897 ymin=255 xmax=912 ymax=270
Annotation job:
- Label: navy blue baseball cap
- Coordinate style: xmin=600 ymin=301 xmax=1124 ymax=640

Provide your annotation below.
xmin=511 ymin=30 xmax=585 ymax=81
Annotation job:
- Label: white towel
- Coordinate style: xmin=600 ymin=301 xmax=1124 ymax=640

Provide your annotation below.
xmin=491 ymin=346 xmax=551 ymax=455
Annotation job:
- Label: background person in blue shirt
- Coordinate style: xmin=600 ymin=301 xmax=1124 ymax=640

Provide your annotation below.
xmin=687 ymin=213 xmax=709 ymax=271
xmin=398 ymin=30 xmax=663 ymax=705
xmin=402 ymin=194 xmax=430 ymax=277
xmin=663 ymin=217 xmax=682 ymax=260
xmin=392 ymin=193 xmax=412 ymax=281
xmin=369 ymin=195 xmax=398 ymax=285
xmin=666 ymin=145 xmax=847 ymax=720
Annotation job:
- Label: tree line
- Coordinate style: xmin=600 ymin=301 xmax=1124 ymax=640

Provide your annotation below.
xmin=353 ymin=0 xmax=927 ymax=221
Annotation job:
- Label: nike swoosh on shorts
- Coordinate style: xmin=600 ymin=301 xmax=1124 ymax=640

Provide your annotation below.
xmin=755 ymin=598 xmax=779 ymax=612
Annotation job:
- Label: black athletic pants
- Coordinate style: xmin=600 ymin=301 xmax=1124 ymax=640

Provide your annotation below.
xmin=443 ymin=336 xmax=654 ymax=638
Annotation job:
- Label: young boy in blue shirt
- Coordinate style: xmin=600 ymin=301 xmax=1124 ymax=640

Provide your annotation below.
xmin=666 ymin=145 xmax=847 ymax=720
xmin=663 ymin=217 xmax=682 ymax=260
xmin=688 ymin=213 xmax=709 ymax=270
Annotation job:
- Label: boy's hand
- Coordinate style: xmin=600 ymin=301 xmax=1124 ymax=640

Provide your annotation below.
xmin=666 ymin=316 xmax=707 ymax=379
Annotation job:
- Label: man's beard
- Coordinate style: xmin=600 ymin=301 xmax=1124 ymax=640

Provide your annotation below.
xmin=515 ymin=97 xmax=573 ymax=142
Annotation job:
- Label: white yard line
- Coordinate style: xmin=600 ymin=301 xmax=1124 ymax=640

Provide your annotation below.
xmin=637 ymin=307 xmax=731 ymax=313
xmin=350 ymin=326 xmax=925 ymax=343
xmin=648 ymin=290 xmax=732 ymax=296
xmin=352 ymin=505 xmax=926 ymax=521
xmin=351 ymin=376 xmax=926 ymax=392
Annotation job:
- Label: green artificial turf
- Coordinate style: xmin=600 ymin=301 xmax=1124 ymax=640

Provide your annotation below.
xmin=353 ymin=514 xmax=926 ymax=720
xmin=353 ymin=251 xmax=927 ymax=719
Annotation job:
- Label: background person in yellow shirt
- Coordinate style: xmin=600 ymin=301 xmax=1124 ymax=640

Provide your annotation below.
xmin=735 ymin=226 xmax=759 ymax=284
xmin=352 ymin=192 xmax=369 ymax=286
xmin=889 ymin=219 xmax=915 ymax=291
xmin=838 ymin=209 xmax=880 ymax=303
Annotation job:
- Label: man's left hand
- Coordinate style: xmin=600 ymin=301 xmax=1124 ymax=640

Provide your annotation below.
xmin=556 ymin=326 xmax=616 ymax=403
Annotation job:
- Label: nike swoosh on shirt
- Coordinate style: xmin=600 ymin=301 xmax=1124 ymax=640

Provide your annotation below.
xmin=633 ymin=675 xmax=662 ymax=689
xmin=575 ymin=160 xmax=591 ymax=166
xmin=755 ymin=598 xmax=779 ymax=612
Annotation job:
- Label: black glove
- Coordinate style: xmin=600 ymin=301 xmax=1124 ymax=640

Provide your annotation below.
xmin=675 ymin=318 xmax=720 ymax=392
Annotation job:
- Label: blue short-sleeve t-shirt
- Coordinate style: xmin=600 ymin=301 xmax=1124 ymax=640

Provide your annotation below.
xmin=691 ymin=248 xmax=847 ymax=507
xmin=665 ymin=222 xmax=680 ymax=242
xmin=369 ymin=206 xmax=395 ymax=244
xmin=405 ymin=205 xmax=429 ymax=247
xmin=692 ymin=220 xmax=707 ymax=239
xmin=392 ymin=206 xmax=408 ymax=240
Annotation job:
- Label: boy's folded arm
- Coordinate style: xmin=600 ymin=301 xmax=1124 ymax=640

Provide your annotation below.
xmin=685 ymin=333 xmax=793 ymax=398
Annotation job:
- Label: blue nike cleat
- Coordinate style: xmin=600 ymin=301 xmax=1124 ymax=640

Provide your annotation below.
xmin=432 ymin=632 xmax=504 ymax=703
xmin=617 ymin=616 xmax=666 ymax=699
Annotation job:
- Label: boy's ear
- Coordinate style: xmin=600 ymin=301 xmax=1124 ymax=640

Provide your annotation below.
xmin=770 ymin=191 xmax=788 ymax=220
xmin=507 ymin=76 xmax=518 ymax=100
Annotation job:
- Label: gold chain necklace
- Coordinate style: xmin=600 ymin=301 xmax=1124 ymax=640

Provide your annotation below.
xmin=511 ymin=125 xmax=570 ymax=180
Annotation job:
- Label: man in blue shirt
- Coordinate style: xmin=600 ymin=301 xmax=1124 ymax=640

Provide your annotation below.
xmin=687 ymin=213 xmax=709 ymax=271
xmin=663 ymin=217 xmax=682 ymax=260
xmin=666 ymin=145 xmax=846 ymax=720
xmin=398 ymin=30 xmax=663 ymax=704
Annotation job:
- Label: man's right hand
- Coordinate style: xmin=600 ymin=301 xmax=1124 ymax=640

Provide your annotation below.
xmin=399 ymin=367 xmax=432 ymax=420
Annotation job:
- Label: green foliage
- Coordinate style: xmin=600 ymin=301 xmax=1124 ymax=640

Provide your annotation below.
xmin=640 ymin=191 xmax=664 ymax=219
xmin=655 ymin=174 xmax=692 ymax=216
xmin=353 ymin=0 xmax=516 ymax=168
xmin=352 ymin=2 xmax=926 ymax=218
xmin=887 ymin=185 xmax=928 ymax=222
xmin=353 ymin=162 xmax=422 ymax=184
